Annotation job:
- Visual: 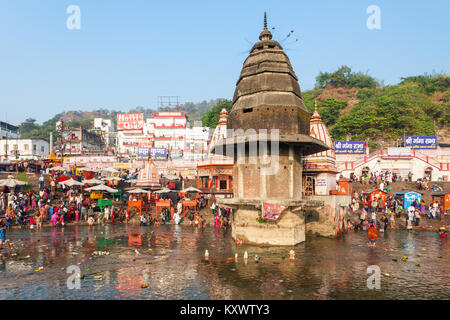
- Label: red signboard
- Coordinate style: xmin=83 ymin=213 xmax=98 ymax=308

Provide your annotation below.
xmin=261 ymin=202 xmax=287 ymax=221
xmin=117 ymin=113 xmax=144 ymax=130
xmin=138 ymin=138 xmax=153 ymax=148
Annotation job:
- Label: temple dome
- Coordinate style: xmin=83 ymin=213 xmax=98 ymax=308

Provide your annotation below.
xmin=229 ymin=13 xmax=310 ymax=136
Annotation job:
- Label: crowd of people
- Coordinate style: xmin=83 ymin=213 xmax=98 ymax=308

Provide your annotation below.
xmin=348 ymin=191 xmax=447 ymax=246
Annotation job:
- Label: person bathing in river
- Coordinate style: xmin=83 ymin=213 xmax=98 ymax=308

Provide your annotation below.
xmin=0 ymin=221 xmax=12 ymax=253
xmin=368 ymin=223 xmax=378 ymax=247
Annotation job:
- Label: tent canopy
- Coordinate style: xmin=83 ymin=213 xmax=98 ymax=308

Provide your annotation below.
xmin=85 ymin=185 xmax=118 ymax=193
xmin=0 ymin=178 xmax=28 ymax=188
xmin=127 ymin=188 xmax=151 ymax=194
xmin=82 ymin=178 xmax=105 ymax=185
xmin=49 ymin=166 xmax=67 ymax=171
xmin=181 ymin=186 xmax=203 ymax=193
xmin=60 ymin=179 xmax=85 ymax=187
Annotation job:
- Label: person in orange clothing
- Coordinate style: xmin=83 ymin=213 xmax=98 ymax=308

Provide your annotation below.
xmin=368 ymin=223 xmax=379 ymax=247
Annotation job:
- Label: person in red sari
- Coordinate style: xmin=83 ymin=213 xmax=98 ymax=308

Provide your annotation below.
xmin=368 ymin=224 xmax=379 ymax=247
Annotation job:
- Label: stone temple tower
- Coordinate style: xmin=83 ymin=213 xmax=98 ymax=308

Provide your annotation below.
xmin=212 ymin=13 xmax=329 ymax=246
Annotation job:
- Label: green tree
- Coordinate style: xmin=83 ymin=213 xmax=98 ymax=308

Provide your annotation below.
xmin=201 ymin=100 xmax=233 ymax=128
xmin=316 ymin=65 xmax=378 ymax=89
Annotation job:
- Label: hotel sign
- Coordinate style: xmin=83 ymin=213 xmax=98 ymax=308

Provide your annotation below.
xmin=117 ymin=113 xmax=144 ymax=130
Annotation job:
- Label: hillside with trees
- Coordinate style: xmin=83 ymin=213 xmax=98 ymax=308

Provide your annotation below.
xmin=18 ymin=66 xmax=449 ymax=149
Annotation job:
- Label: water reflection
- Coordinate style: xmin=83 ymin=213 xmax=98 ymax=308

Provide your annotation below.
xmin=0 ymin=224 xmax=448 ymax=300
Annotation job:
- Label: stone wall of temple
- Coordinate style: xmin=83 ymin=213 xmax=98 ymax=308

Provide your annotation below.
xmin=305 ymin=195 xmax=351 ymax=238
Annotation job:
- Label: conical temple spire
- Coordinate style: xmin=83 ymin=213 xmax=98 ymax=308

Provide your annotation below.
xmin=259 ymin=12 xmax=272 ymax=40
xmin=312 ymin=99 xmax=321 ymax=120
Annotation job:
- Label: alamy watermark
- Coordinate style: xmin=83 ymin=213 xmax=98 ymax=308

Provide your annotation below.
xmin=366 ymin=265 xmax=381 ymax=290
xmin=67 ymin=265 xmax=81 ymax=289
xmin=366 ymin=5 xmax=381 ymax=30
xmin=66 ymin=5 xmax=81 ymax=30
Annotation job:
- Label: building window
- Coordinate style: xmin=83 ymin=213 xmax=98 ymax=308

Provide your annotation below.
xmin=220 ymin=180 xmax=227 ymax=190
xmin=24 ymin=144 xmax=29 ymax=151
xmin=33 ymin=145 xmax=37 ymax=151
xmin=13 ymin=144 xmax=18 ymax=150
xmin=41 ymin=146 xmax=45 ymax=153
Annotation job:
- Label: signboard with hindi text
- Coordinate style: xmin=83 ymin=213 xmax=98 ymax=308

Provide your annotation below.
xmin=334 ymin=141 xmax=366 ymax=154
xmin=404 ymin=136 xmax=437 ymax=149
xmin=137 ymin=147 xmax=149 ymax=160
xmin=150 ymin=148 xmax=167 ymax=161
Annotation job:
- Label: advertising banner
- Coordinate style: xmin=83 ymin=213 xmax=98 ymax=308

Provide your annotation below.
xmin=138 ymin=138 xmax=153 ymax=148
xmin=261 ymin=202 xmax=288 ymax=221
xmin=150 ymin=148 xmax=167 ymax=161
xmin=334 ymin=141 xmax=366 ymax=154
xmin=117 ymin=113 xmax=144 ymax=130
xmin=404 ymin=136 xmax=438 ymax=149
xmin=137 ymin=147 xmax=149 ymax=161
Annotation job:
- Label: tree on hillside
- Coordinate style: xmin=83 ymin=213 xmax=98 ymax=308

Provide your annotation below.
xmin=316 ymin=65 xmax=378 ymax=89
xmin=400 ymin=73 xmax=450 ymax=94
xmin=201 ymin=100 xmax=232 ymax=128
xmin=330 ymin=83 xmax=436 ymax=142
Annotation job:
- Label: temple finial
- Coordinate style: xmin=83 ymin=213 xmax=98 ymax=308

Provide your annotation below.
xmin=264 ymin=12 xmax=267 ymax=29
xmin=314 ymin=99 xmax=318 ymax=112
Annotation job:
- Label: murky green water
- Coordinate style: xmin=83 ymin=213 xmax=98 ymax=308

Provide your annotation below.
xmin=0 ymin=224 xmax=448 ymax=299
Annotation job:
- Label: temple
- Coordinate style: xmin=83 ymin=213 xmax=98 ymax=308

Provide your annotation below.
xmin=212 ymin=13 xmax=329 ymax=245
xmin=303 ymin=100 xmax=338 ymax=196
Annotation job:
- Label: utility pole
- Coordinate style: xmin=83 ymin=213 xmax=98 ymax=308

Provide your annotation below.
xmin=59 ymin=119 xmax=64 ymax=164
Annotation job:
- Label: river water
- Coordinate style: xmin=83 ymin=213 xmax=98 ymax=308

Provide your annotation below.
xmin=0 ymin=224 xmax=448 ymax=300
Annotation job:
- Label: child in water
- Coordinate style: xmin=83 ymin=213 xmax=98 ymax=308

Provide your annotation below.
xmin=0 ymin=221 xmax=12 ymax=252
xmin=368 ymin=223 xmax=379 ymax=247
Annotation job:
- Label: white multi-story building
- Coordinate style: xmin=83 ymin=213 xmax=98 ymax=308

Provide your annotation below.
xmin=93 ymin=118 xmax=116 ymax=149
xmin=0 ymin=121 xmax=20 ymax=139
xmin=0 ymin=138 xmax=49 ymax=161
xmin=116 ymin=111 xmax=211 ymax=160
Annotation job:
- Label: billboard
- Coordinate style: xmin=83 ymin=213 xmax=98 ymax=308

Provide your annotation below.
xmin=334 ymin=141 xmax=366 ymax=154
xmin=404 ymin=136 xmax=437 ymax=149
xmin=117 ymin=113 xmax=144 ymax=130
xmin=150 ymin=148 xmax=167 ymax=161
xmin=138 ymin=138 xmax=153 ymax=148
xmin=137 ymin=147 xmax=149 ymax=161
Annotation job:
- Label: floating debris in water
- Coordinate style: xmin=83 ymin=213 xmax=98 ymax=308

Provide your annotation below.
xmin=93 ymin=251 xmax=110 ymax=256
xmin=204 ymin=250 xmax=209 ymax=259
xmin=384 ymin=273 xmax=390 ymax=277
xmin=437 ymin=256 xmax=442 ymax=259
xmin=243 ymin=251 xmax=248 ymax=259
xmin=281 ymin=256 xmax=286 ymax=260
xmin=34 ymin=267 xmax=45 ymax=272
xmin=140 ymin=284 xmax=148 ymax=288
xmin=392 ymin=258 xmax=398 ymax=262
xmin=415 ymin=263 xmax=420 ymax=267
xmin=401 ymin=256 xmax=408 ymax=261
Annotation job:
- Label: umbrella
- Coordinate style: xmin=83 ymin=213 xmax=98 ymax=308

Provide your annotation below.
xmin=78 ymin=167 xmax=98 ymax=172
xmin=60 ymin=179 xmax=85 ymax=187
xmin=85 ymin=185 xmax=118 ymax=193
xmin=82 ymin=178 xmax=105 ymax=185
xmin=49 ymin=166 xmax=67 ymax=171
xmin=102 ymin=177 xmax=122 ymax=181
xmin=102 ymin=168 xmax=119 ymax=173
xmin=181 ymin=187 xmax=203 ymax=193
xmin=0 ymin=178 xmax=28 ymax=188
xmin=127 ymin=188 xmax=151 ymax=194
xmin=153 ymin=188 xmax=172 ymax=194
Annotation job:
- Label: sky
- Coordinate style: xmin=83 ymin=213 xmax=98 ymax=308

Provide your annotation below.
xmin=0 ymin=0 xmax=449 ymax=125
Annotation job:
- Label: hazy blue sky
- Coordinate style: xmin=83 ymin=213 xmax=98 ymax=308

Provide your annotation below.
xmin=1 ymin=0 xmax=449 ymax=125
